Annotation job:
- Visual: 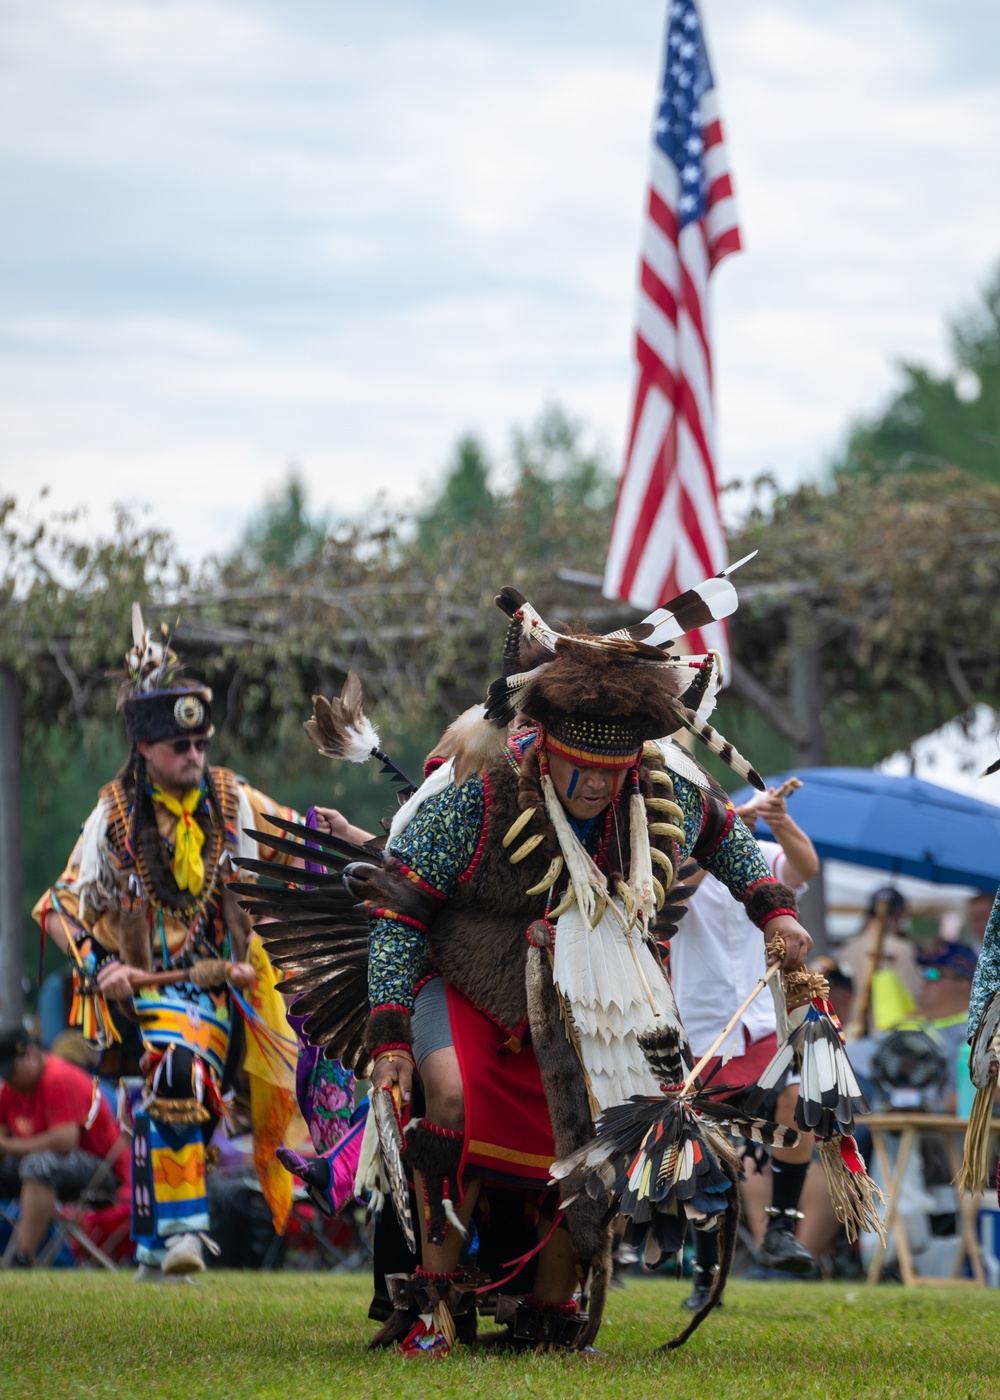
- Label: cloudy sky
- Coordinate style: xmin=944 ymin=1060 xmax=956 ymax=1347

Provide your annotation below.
xmin=2 ymin=0 xmax=998 ymax=565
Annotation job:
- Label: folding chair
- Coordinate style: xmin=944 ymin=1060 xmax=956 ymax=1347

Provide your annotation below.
xmin=0 ymin=1135 xmax=131 ymax=1271
xmin=35 ymin=1135 xmax=130 ymax=1270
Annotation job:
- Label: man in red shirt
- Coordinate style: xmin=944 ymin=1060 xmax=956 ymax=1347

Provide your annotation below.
xmin=0 ymin=1027 xmax=128 ymax=1267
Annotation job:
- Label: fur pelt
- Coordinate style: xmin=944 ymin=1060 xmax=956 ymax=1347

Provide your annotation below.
xmin=364 ymin=1006 xmax=413 ymax=1057
xmin=343 ymin=858 xmax=442 ymax=928
xmin=404 ymin=1120 xmax=464 ymax=1245
xmin=525 ymin=943 xmax=611 ymax=1257
xmin=521 ymin=638 xmax=683 ymax=741
xmin=525 ymin=939 xmax=613 ymax=1345
xmin=424 ymin=744 xmax=680 ymax=1033
xmin=425 ymin=756 xmax=553 ymax=1031
xmin=744 ymin=880 xmax=798 ymax=929
xmin=117 ymin=899 xmax=153 ymax=972
xmin=427 ymin=706 xmax=508 ymax=786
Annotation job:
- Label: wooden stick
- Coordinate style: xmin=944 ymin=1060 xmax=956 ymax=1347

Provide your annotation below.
xmin=682 ymin=961 xmax=783 ymax=1093
xmin=744 ymin=776 xmax=802 ymax=808
xmin=127 ymin=969 xmax=201 ymax=990
xmin=127 ymin=964 xmax=232 ymax=991
xmin=846 ymin=897 xmax=888 ymax=1042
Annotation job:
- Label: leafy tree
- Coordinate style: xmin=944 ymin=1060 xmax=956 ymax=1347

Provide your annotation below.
xmin=417 ymin=435 xmax=495 ymax=554
xmin=0 ymin=495 xmax=186 ymax=742
xmin=838 ymin=264 xmax=1000 ymax=484
xmin=728 ymin=466 xmax=1000 ymax=766
xmin=236 ymin=469 xmax=329 ymax=572
xmin=510 ymin=403 xmax=617 ymax=557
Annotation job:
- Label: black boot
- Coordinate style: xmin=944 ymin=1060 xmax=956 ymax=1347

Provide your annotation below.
xmin=754 ymin=1208 xmax=814 ymax=1274
xmin=682 ymin=1263 xmax=719 ymax=1311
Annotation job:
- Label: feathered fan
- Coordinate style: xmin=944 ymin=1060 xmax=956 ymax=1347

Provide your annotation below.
xmin=745 ymin=972 xmax=885 ymax=1244
xmin=230 ymin=814 xmax=384 ymax=1074
xmin=550 ymin=1025 xmax=798 ymax=1350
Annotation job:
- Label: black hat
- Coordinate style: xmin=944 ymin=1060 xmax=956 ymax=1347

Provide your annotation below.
xmin=867 ymin=886 xmax=906 ymax=919
xmin=118 ymin=604 xmax=214 ymax=746
xmin=0 ymin=1026 xmax=29 ymax=1080
xmin=123 ymin=686 xmax=214 ymax=746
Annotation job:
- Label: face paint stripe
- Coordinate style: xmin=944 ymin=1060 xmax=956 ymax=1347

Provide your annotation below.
xmin=567 ymin=770 xmax=579 ymax=798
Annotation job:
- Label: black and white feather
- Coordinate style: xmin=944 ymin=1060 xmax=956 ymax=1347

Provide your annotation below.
xmin=969 ymin=987 xmax=1000 ymax=1089
xmin=667 ymin=704 xmax=765 ymax=792
xmin=746 ymin=1001 xmax=869 ymax=1139
xmin=625 ymin=552 xmax=757 ymax=649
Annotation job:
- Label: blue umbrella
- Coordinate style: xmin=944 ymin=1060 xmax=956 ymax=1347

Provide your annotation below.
xmin=730 ymin=767 xmax=1000 ymax=892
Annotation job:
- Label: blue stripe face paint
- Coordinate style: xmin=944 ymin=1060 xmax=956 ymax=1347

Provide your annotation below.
xmin=566 ymin=769 xmax=579 ymax=799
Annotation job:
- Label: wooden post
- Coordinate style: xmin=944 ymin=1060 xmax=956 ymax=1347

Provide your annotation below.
xmin=0 ymin=664 xmax=24 ymax=1027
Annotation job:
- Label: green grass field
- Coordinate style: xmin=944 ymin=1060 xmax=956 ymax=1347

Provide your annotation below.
xmin=1 ymin=1273 xmax=997 ymax=1400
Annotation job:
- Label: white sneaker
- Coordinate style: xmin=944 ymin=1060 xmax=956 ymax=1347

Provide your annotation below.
xmin=133 ymin=1263 xmax=163 ymax=1283
xmin=162 ymin=1233 xmax=206 ymax=1275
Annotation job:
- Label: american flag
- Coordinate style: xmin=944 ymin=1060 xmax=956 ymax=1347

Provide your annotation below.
xmin=603 ymin=0 xmax=741 ymax=664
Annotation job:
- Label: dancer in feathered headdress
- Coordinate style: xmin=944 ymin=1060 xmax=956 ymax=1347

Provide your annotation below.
xmin=240 ymin=563 xmax=817 ymax=1355
xmin=31 ymin=605 xmax=309 ymax=1279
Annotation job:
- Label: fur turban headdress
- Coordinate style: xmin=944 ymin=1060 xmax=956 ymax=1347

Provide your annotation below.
xmin=484 ymin=558 xmax=764 ymax=790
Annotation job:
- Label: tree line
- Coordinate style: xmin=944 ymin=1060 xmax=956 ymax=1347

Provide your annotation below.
xmin=4 ymin=267 xmax=1000 ymax=1008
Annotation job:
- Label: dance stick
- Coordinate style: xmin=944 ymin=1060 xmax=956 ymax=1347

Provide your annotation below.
xmin=125 ymin=962 xmax=251 ymax=991
xmin=682 ymin=961 xmax=783 ymax=1094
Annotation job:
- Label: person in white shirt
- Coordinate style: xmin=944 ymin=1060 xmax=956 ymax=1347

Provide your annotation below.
xmin=669 ymin=789 xmax=819 ymax=1307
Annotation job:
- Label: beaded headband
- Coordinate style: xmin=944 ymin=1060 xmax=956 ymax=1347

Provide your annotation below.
xmin=544 ymin=721 xmax=644 ymax=772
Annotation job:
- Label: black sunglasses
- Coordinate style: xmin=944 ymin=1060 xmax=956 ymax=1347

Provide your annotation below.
xmin=167 ymin=737 xmax=211 ymax=755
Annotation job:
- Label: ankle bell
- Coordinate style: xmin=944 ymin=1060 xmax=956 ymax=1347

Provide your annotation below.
xmin=765 ymin=1206 xmax=805 ymax=1222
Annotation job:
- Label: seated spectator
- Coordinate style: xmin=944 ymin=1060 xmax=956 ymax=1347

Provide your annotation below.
xmin=962 ymin=890 xmax=995 ymax=954
xmin=911 ymin=944 xmax=978 ymax=1113
xmin=0 ymin=1026 xmax=129 ymax=1268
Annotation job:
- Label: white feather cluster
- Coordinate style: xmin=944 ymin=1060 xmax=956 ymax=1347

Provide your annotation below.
xmin=339 ymin=713 xmax=380 ymax=764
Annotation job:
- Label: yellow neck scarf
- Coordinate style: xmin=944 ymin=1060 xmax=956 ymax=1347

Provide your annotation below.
xmin=151 ymin=785 xmax=206 ymax=894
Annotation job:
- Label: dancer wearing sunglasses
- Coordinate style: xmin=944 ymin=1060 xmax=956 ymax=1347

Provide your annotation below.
xmin=32 ymin=606 xmax=304 ymax=1280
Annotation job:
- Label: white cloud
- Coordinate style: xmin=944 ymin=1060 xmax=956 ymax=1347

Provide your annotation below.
xmin=0 ymin=0 xmax=998 ymax=564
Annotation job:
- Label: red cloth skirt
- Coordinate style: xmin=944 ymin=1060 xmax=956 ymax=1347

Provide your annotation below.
xmin=703 ymin=1028 xmax=780 ymax=1096
xmin=446 ymin=984 xmax=557 ymax=1189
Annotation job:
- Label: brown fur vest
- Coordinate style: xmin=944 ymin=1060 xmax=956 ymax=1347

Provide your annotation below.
xmin=422 ymin=742 xmax=681 ymax=1032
